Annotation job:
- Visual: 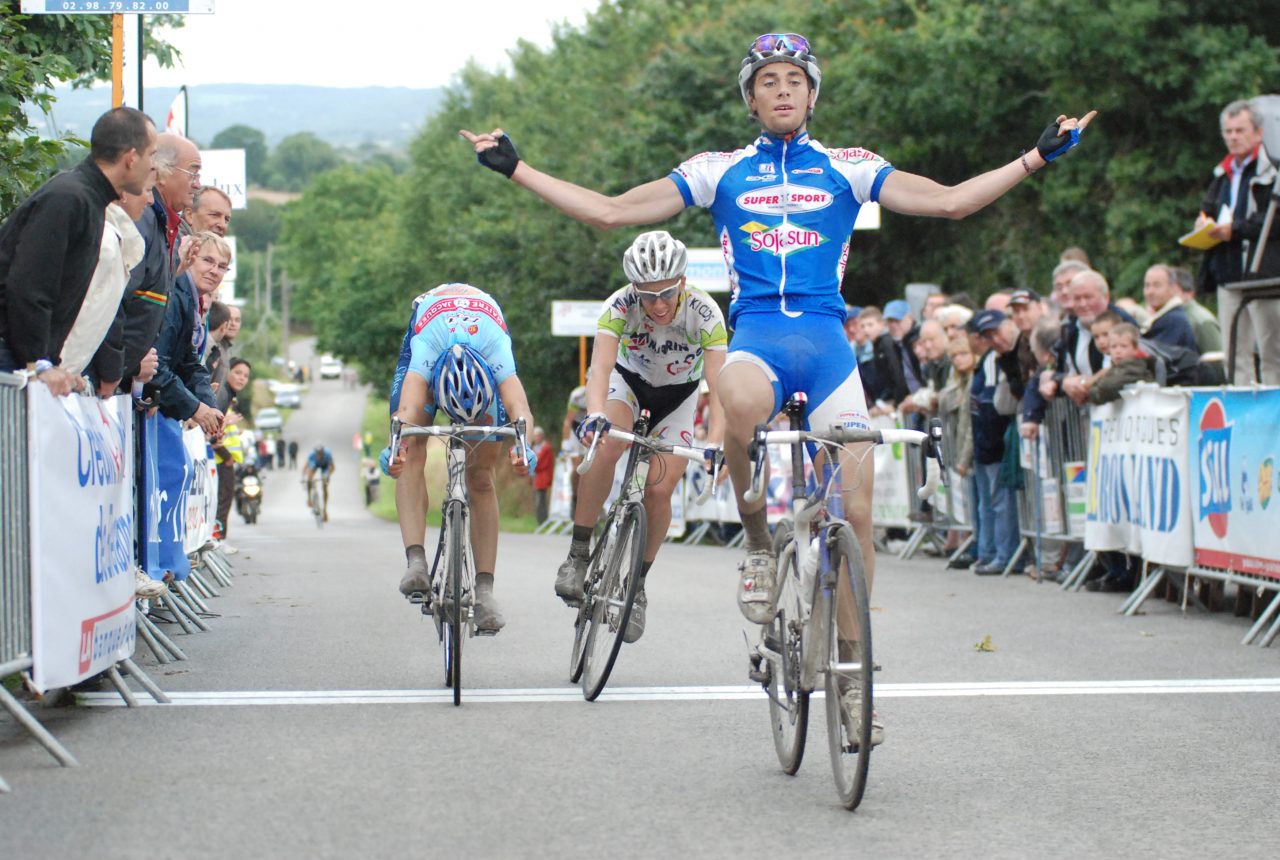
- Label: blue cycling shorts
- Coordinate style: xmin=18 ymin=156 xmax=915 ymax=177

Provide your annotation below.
xmin=725 ymin=310 xmax=870 ymax=432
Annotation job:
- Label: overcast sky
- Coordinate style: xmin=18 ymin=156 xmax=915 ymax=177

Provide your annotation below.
xmin=142 ymin=0 xmax=600 ymax=89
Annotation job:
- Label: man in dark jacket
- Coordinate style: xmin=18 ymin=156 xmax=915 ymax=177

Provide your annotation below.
xmin=1051 ymin=270 xmax=1137 ymax=405
xmin=1195 ymin=100 xmax=1280 ymax=383
xmin=969 ymin=310 xmax=1020 ymax=574
xmin=884 ymin=298 xmax=923 ymax=402
xmin=1141 ymin=264 xmax=1200 ymax=354
xmin=0 ymin=107 xmax=156 ymax=392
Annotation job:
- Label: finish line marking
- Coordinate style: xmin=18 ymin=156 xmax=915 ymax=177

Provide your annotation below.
xmin=78 ymin=677 xmax=1280 ymax=707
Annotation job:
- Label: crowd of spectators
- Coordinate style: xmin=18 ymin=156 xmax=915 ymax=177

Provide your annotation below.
xmin=0 ymin=107 xmax=251 ymax=594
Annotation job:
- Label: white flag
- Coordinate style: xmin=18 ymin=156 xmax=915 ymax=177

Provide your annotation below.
xmin=165 ymin=87 xmax=188 ymax=138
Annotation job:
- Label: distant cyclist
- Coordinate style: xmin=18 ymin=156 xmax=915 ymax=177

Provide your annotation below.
xmin=384 ymin=282 xmax=536 ymax=634
xmin=302 ymin=442 xmax=336 ymax=522
xmin=555 ymin=230 xmax=726 ymax=643
xmin=464 ymin=33 xmax=1094 ymax=746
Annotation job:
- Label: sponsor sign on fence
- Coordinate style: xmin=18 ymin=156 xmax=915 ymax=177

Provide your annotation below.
xmin=27 ymin=386 xmax=135 ymax=691
xmin=182 ymin=426 xmax=216 ymax=553
xmin=1084 ymin=387 xmax=1193 ymax=567
xmin=870 ymin=415 xmax=912 ymax=528
xmin=1189 ymin=388 xmax=1280 ymax=579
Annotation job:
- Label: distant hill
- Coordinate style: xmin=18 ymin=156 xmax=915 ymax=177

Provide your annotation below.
xmin=28 ymin=83 xmax=446 ymax=149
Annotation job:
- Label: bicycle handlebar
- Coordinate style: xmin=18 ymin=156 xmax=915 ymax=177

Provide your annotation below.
xmin=743 ymin=419 xmax=946 ymax=504
xmin=389 ymin=417 xmax=529 ymax=469
xmin=577 ymin=425 xmax=724 ymax=505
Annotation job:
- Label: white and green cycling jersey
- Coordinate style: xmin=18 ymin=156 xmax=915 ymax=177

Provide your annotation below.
xmin=596 ymin=284 xmax=728 ymax=386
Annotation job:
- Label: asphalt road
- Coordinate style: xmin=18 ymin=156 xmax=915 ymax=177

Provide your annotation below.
xmin=3 ymin=374 xmax=1279 ymax=859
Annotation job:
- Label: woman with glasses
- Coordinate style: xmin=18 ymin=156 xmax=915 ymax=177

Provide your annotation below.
xmin=554 ymin=231 xmax=726 ymax=644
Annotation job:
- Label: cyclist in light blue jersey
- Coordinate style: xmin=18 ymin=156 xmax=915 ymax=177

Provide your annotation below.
xmin=463 ymin=34 xmax=1094 ymax=735
xmin=383 ymin=282 xmax=536 ymax=634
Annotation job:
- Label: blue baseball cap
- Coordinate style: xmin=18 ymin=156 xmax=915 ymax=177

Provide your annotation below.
xmin=844 ymin=303 xmax=863 ymax=321
xmin=883 ymin=299 xmax=911 ymax=321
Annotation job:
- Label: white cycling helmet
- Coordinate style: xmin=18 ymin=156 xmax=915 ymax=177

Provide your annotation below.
xmin=738 ymin=32 xmax=822 ymax=112
xmin=622 ymin=230 xmax=687 ymax=285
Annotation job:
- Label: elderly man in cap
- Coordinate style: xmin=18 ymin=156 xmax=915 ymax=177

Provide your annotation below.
xmin=968 ymin=309 xmax=1022 ymax=575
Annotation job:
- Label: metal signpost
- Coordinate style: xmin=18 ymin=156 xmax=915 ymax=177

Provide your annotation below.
xmin=551 ymin=300 xmax=604 ymax=386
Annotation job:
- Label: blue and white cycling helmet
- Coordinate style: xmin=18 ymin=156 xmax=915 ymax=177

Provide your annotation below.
xmin=432 ymin=343 xmax=496 ymax=423
xmin=738 ymin=33 xmax=822 ymax=111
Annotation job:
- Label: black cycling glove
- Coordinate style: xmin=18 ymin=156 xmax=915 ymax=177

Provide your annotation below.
xmin=477 ymin=134 xmax=521 ymax=179
xmin=1036 ymin=119 xmax=1082 ymax=163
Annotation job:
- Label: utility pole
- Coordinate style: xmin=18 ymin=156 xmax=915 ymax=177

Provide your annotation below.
xmin=253 ymin=253 xmax=262 ymax=309
xmin=264 ymin=243 xmax=274 ymax=317
xmin=281 ymin=270 xmax=292 ymax=365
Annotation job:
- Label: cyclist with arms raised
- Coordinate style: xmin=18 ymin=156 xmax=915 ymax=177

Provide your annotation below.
xmin=462 ymin=34 xmax=1095 ymax=742
xmin=555 ymin=230 xmax=728 ymax=643
xmin=384 ymin=282 xmax=536 ymax=634
xmin=302 ymin=442 xmax=336 ymax=522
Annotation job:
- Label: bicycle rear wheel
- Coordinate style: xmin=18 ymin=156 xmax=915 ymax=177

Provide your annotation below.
xmin=442 ymin=501 xmax=466 ymax=706
xmin=823 ymin=524 xmax=874 ymax=810
xmin=580 ymin=502 xmax=646 ymax=701
xmin=764 ymin=521 xmax=809 ymax=774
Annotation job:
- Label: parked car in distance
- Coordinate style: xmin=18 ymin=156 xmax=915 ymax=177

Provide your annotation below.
xmin=273 ymin=383 xmax=302 ymax=408
xmin=319 ymin=354 xmax=343 ymax=379
xmin=255 ymin=407 xmax=283 ymax=432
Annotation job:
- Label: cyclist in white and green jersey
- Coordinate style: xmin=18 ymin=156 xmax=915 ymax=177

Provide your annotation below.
xmin=554 ymin=231 xmax=727 ymax=642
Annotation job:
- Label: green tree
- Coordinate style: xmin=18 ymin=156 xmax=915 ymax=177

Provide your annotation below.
xmin=229 ymin=198 xmax=283 ymax=253
xmin=0 ymin=4 xmax=183 ymax=215
xmin=210 ymin=123 xmax=269 ymax=185
xmin=266 ymin=131 xmax=341 ymax=192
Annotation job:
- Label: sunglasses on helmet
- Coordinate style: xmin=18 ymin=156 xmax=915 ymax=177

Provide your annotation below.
xmin=749 ymin=33 xmax=812 ymax=56
xmin=632 ymin=283 xmax=682 ymax=304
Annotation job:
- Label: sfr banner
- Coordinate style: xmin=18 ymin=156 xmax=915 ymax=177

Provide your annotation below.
xmin=27 ymin=385 xmax=135 ymax=692
xmin=1084 ymin=387 xmax=1193 ymax=567
xmin=182 ymin=426 xmax=215 ymax=553
xmin=1189 ymin=388 xmax=1280 ymax=580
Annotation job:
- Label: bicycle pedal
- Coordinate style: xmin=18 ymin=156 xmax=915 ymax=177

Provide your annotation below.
xmin=473 ymin=628 xmax=498 ymax=637
xmin=406 ymin=591 xmax=427 ymax=605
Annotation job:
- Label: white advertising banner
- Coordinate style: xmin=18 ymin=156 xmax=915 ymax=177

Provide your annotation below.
xmin=1084 ymin=387 xmax=1194 ymax=567
xmin=28 ymin=386 xmax=136 ymax=692
xmin=870 ymin=415 xmax=912 ymax=528
xmin=200 ymin=148 xmax=248 ymax=209
xmin=182 ymin=427 xmax=216 ymax=553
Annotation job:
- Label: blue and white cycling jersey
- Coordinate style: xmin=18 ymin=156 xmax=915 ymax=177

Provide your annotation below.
xmin=668 ymin=131 xmax=894 ymax=329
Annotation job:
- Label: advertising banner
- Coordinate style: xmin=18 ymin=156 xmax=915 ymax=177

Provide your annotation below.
xmin=548 ymin=455 xmax=574 ymax=521
xmin=154 ymin=416 xmax=193 ymax=579
xmin=182 ymin=427 xmax=216 ymax=552
xmin=1084 ymin=388 xmax=1193 ymax=567
xmin=870 ymin=415 xmax=912 ymax=528
xmin=1063 ymin=461 xmax=1087 ymax=537
xmin=1189 ymin=388 xmax=1280 ymax=579
xmin=27 ymin=387 xmax=135 ymax=691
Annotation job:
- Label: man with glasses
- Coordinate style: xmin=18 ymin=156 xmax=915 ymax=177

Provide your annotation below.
xmin=464 ymin=33 xmax=1094 ymax=745
xmin=554 ymin=231 xmax=726 ymax=643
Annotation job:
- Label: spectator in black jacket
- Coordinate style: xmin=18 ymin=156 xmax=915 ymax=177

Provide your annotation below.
xmin=859 ymin=306 xmax=905 ymax=409
xmin=148 ymin=231 xmax=228 ymax=437
xmin=0 ymin=107 xmax=156 ymax=393
xmin=1141 ymin=264 xmax=1200 ymax=354
xmin=884 ymin=299 xmax=923 ymax=401
xmin=1053 ymin=270 xmax=1137 ymax=405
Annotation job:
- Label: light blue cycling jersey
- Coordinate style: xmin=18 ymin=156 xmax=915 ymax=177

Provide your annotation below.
xmin=406 ymin=284 xmax=516 ymax=383
xmin=668 ymin=131 xmax=894 ymax=329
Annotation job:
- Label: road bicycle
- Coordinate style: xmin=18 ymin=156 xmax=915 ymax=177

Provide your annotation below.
xmin=305 ymin=475 xmax=328 ymax=528
xmin=569 ymin=411 xmax=720 ymax=701
xmin=744 ymin=395 xmax=943 ymax=809
xmin=389 ymin=416 xmax=527 ymax=706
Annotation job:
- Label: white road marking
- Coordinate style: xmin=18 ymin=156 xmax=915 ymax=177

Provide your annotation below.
xmin=77 ymin=677 xmax=1280 ymax=707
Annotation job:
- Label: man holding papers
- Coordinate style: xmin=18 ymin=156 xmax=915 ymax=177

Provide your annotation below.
xmin=1194 ymin=99 xmax=1280 ymax=384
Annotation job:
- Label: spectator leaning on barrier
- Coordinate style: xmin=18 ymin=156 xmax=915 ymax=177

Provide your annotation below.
xmin=148 ymin=231 xmax=227 ymax=437
xmin=938 ymin=332 xmax=976 ymax=568
xmin=1048 ymin=259 xmax=1089 ymax=316
xmin=0 ymin=107 xmax=157 ymax=394
xmin=1054 ymin=270 xmax=1137 ymax=405
xmin=885 ymin=298 xmax=923 ymax=400
xmin=1195 ymin=100 xmax=1280 ymax=384
xmin=60 ymin=165 xmax=152 ymax=394
xmin=1085 ymin=323 xmax=1155 ymax=405
xmin=851 ymin=305 xmax=879 ymax=400
xmin=186 ymin=186 xmax=232 ymax=238
xmin=902 ymin=319 xmax=948 ymax=416
xmin=205 ymin=300 xmax=233 ymax=394
xmin=1171 ymin=265 xmax=1223 ymax=354
xmin=969 ymin=309 xmax=1021 ymax=575
xmin=1142 ymin=264 xmax=1200 ymax=354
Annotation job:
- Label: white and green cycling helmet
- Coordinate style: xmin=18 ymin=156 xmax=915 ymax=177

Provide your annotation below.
xmin=622 ymin=230 xmax=687 ymax=285
xmin=738 ymin=33 xmax=822 ymax=111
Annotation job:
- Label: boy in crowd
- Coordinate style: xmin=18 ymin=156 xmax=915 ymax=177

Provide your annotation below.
xmin=1085 ymin=323 xmax=1156 ymax=405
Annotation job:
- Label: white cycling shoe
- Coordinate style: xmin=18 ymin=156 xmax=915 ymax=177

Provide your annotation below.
xmin=736 ymin=550 xmax=778 ymax=624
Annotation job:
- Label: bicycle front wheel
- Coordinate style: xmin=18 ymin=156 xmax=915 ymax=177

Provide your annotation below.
xmin=764 ymin=520 xmax=809 ymax=774
xmin=568 ymin=538 xmax=606 ymax=684
xmin=580 ymin=502 xmax=646 ymax=701
xmin=823 ymin=524 xmax=874 ymax=810
xmin=443 ymin=501 xmax=466 ymax=707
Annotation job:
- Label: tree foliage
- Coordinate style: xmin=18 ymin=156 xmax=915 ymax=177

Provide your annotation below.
xmin=210 ymin=123 xmax=269 ymax=185
xmin=277 ymin=0 xmax=1280 ymax=432
xmin=0 ymin=4 xmax=183 ymax=215
xmin=266 ymin=131 xmax=341 ymax=191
